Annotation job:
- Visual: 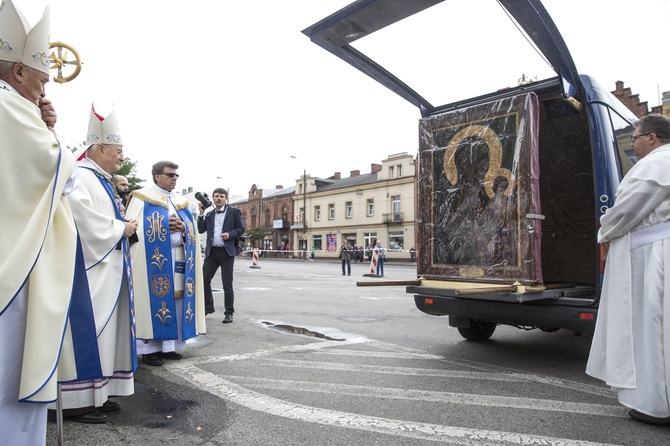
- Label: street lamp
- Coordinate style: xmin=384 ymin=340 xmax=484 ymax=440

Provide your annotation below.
xmin=291 ymin=156 xmax=308 ymax=260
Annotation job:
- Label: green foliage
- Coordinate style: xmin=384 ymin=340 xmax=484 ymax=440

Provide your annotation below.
xmin=246 ymin=226 xmax=266 ymax=242
xmin=116 ymin=158 xmax=144 ymax=190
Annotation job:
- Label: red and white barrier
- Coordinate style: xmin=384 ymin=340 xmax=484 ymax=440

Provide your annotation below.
xmin=249 ymin=248 xmax=261 ymax=269
xmin=363 ymin=247 xmax=380 ymax=276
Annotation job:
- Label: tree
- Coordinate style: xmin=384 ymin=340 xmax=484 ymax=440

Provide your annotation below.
xmin=116 ymin=157 xmax=144 ymax=191
xmin=246 ymin=226 xmax=266 ymax=248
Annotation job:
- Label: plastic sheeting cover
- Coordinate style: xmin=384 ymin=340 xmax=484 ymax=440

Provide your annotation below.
xmin=417 ymin=92 xmax=542 ymax=284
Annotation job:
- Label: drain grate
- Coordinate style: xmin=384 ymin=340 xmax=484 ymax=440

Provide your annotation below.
xmin=262 ymin=321 xmax=345 ymax=341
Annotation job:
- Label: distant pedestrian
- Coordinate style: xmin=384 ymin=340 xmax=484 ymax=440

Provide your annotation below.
xmin=409 ymin=247 xmax=416 ymax=263
xmin=340 ymin=245 xmax=351 ymax=275
xmin=310 ymin=246 xmax=316 ymax=260
xmin=375 ymin=240 xmax=386 ymax=277
xmin=352 ymin=245 xmax=358 ymax=263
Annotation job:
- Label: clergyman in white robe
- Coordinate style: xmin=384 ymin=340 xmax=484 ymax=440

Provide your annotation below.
xmin=0 ymin=84 xmax=78 ymax=443
xmin=52 ymin=156 xmax=136 ymax=411
xmin=586 ymin=143 xmax=670 ymax=419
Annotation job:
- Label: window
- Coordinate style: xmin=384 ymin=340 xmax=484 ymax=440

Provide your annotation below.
xmin=346 ymin=201 xmax=353 ymax=218
xmin=251 ymin=208 xmax=257 ymax=227
xmin=389 ymin=165 xmax=395 ymax=179
xmin=389 ymin=231 xmax=404 ymax=250
xmin=367 ymin=198 xmax=374 ymax=216
xmin=364 ymin=232 xmax=377 ymax=251
xmin=328 ymin=204 xmax=335 ymax=220
xmin=264 ymin=209 xmax=271 ymax=227
xmin=313 ymin=235 xmax=322 ymax=251
xmin=314 ymin=205 xmax=321 ymax=221
xmin=397 ymin=164 xmax=402 ymax=178
xmin=392 ymin=195 xmax=401 ymax=222
xmin=609 ymin=106 xmax=637 ymax=175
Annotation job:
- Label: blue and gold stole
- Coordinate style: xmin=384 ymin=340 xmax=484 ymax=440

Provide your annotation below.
xmin=91 ymin=170 xmax=138 ymax=372
xmin=142 ymin=197 xmax=198 ymax=341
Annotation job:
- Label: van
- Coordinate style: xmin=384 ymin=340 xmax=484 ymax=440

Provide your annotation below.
xmin=303 ymin=0 xmax=638 ymax=340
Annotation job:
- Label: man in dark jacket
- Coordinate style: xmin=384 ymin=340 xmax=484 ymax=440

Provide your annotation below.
xmin=197 ymin=188 xmax=245 ymax=323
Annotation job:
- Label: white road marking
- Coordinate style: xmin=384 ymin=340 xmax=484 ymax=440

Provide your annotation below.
xmin=159 ymin=338 xmax=622 ymax=445
xmin=165 ymin=362 xmax=623 ymax=446
xmin=226 ymin=375 xmax=625 ymax=417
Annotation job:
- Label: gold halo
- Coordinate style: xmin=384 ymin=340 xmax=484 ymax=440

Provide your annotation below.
xmin=442 ymin=124 xmax=513 ymax=197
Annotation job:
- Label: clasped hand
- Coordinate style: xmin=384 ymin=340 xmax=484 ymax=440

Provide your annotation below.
xmin=169 ymin=214 xmax=185 ymax=233
xmin=123 ymin=219 xmax=138 ymax=238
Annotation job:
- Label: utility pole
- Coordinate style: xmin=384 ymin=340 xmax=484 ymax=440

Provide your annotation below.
xmin=302 ymin=169 xmax=307 ymax=260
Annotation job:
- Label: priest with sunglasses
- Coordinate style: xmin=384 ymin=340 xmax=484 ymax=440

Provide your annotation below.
xmin=125 ymin=161 xmax=206 ymax=366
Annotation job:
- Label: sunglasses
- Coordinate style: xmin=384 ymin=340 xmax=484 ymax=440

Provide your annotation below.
xmin=159 ymin=172 xmax=180 ymax=178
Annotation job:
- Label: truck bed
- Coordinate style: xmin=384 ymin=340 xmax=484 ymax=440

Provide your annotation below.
xmin=408 ymin=284 xmax=598 ymax=333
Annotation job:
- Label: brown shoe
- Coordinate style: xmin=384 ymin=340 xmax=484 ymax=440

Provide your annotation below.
xmin=629 ymin=409 xmax=670 ymax=426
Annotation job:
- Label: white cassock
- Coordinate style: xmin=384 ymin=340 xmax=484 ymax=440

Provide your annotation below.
xmin=586 ymin=144 xmax=670 ymax=418
xmin=0 ymin=84 xmax=79 ymax=445
xmin=48 ymin=157 xmax=135 ymax=410
xmin=125 ymin=185 xmax=205 ymax=355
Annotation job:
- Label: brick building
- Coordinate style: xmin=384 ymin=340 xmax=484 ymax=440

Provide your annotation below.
xmin=233 ymin=184 xmax=295 ymax=254
xmin=612 ymin=80 xmax=665 ymax=118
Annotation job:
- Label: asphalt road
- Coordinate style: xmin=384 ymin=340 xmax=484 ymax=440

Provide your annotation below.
xmin=46 ymin=258 xmax=668 ymax=445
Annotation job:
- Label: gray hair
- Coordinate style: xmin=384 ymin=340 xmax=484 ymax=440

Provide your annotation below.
xmin=635 ymin=114 xmax=670 ymax=144
xmin=151 ymin=160 xmax=179 ymax=184
xmin=0 ymin=60 xmax=15 ymax=80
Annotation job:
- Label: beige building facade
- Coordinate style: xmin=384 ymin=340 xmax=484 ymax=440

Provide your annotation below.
xmin=292 ymin=152 xmax=416 ymax=261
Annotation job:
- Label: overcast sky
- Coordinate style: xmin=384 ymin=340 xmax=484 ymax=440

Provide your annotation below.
xmin=18 ymin=0 xmax=670 ymax=198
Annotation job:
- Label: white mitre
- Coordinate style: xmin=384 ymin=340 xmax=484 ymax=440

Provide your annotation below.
xmin=85 ymin=104 xmax=123 ymax=146
xmin=0 ymin=0 xmax=51 ymax=74
xmin=73 ymin=104 xmax=124 ymax=160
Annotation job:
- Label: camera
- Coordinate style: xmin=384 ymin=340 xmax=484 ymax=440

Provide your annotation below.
xmin=195 ymin=192 xmax=212 ymax=209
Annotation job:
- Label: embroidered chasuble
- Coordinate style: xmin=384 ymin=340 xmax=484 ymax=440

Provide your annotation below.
xmin=125 ymin=186 xmax=206 ymax=341
xmin=59 ymin=161 xmax=138 ymax=385
xmin=0 ymin=88 xmax=101 ymax=403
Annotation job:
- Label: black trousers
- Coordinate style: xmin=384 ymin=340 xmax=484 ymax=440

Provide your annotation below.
xmin=203 ymin=247 xmax=236 ymax=315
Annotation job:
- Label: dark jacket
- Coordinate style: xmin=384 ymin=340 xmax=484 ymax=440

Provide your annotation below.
xmin=197 ymin=206 xmax=245 ymax=257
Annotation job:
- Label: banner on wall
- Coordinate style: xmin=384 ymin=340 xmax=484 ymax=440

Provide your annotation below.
xmin=326 ymin=234 xmax=337 ymax=252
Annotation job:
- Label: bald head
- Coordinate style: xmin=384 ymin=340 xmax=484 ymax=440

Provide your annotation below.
xmin=111 ymin=175 xmax=129 ymax=192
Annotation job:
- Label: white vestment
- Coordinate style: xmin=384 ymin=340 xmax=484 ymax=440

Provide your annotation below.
xmin=0 ymin=84 xmax=78 ymax=445
xmin=586 ymin=144 xmax=670 ymax=418
xmin=125 ymin=185 xmax=205 ymax=355
xmin=49 ymin=158 xmax=135 ymax=410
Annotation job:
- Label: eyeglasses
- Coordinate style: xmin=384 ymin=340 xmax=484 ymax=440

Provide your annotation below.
xmin=159 ymin=172 xmax=180 ymax=178
xmin=631 ymin=133 xmax=652 ymax=143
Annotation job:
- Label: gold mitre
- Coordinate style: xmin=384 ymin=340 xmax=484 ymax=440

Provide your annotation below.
xmin=0 ymin=0 xmax=51 ymax=74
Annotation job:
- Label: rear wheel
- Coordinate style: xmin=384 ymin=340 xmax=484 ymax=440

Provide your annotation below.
xmin=457 ymin=320 xmax=496 ymax=341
